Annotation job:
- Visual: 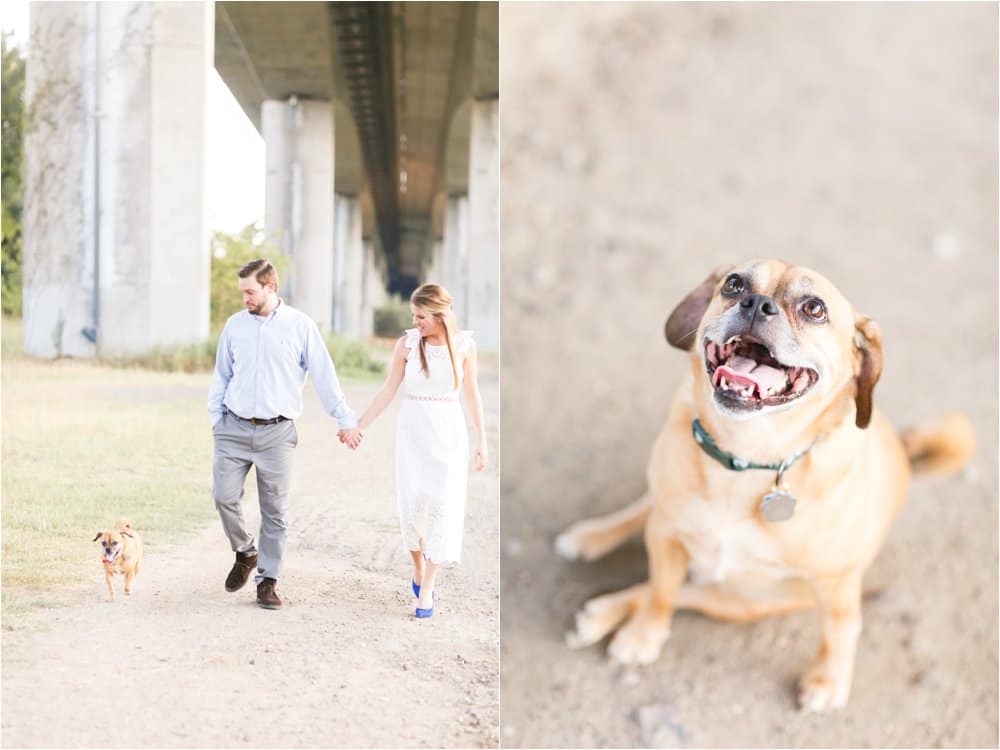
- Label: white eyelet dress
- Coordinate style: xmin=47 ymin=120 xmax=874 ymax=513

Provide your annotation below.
xmin=396 ymin=328 xmax=474 ymax=565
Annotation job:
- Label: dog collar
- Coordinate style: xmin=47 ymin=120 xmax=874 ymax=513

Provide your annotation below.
xmin=691 ymin=419 xmax=823 ymax=522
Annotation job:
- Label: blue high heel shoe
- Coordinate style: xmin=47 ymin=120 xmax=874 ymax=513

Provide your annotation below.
xmin=414 ymin=591 xmax=434 ymax=618
xmin=412 ymin=551 xmax=429 ymax=597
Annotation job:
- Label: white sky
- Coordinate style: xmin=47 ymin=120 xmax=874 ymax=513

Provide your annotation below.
xmin=2 ymin=3 xmax=264 ymax=235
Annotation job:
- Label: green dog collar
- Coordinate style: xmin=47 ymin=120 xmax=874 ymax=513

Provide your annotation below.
xmin=691 ymin=418 xmax=820 ymax=475
xmin=691 ymin=418 xmax=782 ymax=472
xmin=691 ymin=419 xmax=824 ymax=523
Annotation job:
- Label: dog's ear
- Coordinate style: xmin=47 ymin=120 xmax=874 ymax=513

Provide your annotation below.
xmin=853 ymin=315 xmax=883 ymax=429
xmin=665 ymin=265 xmax=732 ymax=351
xmin=93 ymin=533 xmax=102 ymax=542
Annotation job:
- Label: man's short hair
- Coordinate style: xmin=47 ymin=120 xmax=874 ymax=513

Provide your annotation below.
xmin=238 ymin=258 xmax=278 ymax=291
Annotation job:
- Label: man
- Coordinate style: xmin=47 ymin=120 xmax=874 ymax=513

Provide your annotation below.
xmin=208 ymin=258 xmax=362 ymax=610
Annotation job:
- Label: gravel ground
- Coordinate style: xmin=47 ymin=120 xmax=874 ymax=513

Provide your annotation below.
xmin=2 ymin=366 xmax=499 ymax=748
xmin=499 ymin=4 xmax=997 ymax=748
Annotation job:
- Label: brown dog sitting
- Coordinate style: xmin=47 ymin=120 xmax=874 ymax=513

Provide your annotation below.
xmin=556 ymin=259 xmax=974 ymax=711
xmin=93 ymin=518 xmax=143 ymax=602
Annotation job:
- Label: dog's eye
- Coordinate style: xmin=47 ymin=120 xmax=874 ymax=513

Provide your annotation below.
xmin=801 ymin=297 xmax=828 ymax=322
xmin=721 ymin=274 xmax=746 ymax=297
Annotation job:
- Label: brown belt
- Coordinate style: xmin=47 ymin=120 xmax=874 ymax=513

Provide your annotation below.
xmin=227 ymin=410 xmax=289 ymax=426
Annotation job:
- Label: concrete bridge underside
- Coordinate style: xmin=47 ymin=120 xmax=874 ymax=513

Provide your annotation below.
xmin=22 ymin=1 xmax=498 ymax=359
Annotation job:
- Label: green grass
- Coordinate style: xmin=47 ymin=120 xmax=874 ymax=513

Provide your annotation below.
xmin=1 ymin=354 xmax=218 ymax=620
xmin=0 ymin=316 xmax=383 ymax=622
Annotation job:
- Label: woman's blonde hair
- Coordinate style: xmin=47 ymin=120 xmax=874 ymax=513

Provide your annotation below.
xmin=411 ymin=283 xmax=460 ymax=390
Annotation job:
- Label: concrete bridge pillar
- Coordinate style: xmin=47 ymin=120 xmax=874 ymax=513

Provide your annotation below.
xmin=360 ymin=239 xmax=384 ymax=337
xmin=262 ymin=97 xmax=334 ymax=330
xmin=23 ymin=1 xmax=212 ymax=358
xmin=466 ymin=97 xmax=499 ymax=349
xmin=332 ymin=194 xmax=364 ymax=337
xmin=441 ymin=195 xmax=469 ymax=327
xmin=427 ymin=238 xmax=444 ymax=286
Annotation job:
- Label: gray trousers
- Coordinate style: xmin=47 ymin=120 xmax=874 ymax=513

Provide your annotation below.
xmin=212 ymin=411 xmax=298 ymax=584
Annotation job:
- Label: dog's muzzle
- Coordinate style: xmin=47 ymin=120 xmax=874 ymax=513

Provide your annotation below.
xmin=705 ymin=336 xmax=819 ymax=409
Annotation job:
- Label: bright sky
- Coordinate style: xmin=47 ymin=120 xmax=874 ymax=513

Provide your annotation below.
xmin=2 ymin=3 xmax=264 ymax=235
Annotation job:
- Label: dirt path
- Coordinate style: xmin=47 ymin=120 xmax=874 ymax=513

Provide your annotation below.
xmin=2 ymin=365 xmax=498 ymax=748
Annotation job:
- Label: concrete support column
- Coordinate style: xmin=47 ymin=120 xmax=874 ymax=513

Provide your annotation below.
xmin=332 ymin=194 xmax=363 ymax=337
xmin=359 ymin=239 xmax=384 ymax=338
xmin=369 ymin=249 xmax=387 ymax=312
xmin=262 ymin=98 xmax=334 ymax=329
xmin=23 ymin=1 xmax=212 ymax=358
xmin=466 ymin=97 xmax=499 ymax=349
xmin=427 ymin=238 xmax=444 ymax=285
xmin=441 ymin=195 xmax=469 ymax=327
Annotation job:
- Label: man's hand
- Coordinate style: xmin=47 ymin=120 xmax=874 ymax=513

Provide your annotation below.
xmin=338 ymin=428 xmax=363 ymax=450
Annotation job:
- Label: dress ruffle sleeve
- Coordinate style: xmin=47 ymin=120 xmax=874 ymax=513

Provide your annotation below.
xmin=403 ymin=328 xmax=421 ymax=358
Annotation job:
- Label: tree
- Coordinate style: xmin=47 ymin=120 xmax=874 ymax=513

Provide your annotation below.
xmin=1 ymin=32 xmax=25 ymax=317
xmin=210 ymin=222 xmax=288 ymax=329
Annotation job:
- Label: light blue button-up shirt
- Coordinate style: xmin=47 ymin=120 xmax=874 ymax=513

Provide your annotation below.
xmin=207 ymin=300 xmax=357 ymax=429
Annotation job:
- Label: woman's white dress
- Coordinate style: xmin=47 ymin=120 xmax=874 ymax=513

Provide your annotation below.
xmin=396 ymin=328 xmax=473 ymax=564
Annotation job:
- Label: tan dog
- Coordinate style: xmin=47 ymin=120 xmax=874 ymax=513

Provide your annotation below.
xmin=556 ymin=259 xmax=973 ymax=711
xmin=93 ymin=518 xmax=143 ymax=602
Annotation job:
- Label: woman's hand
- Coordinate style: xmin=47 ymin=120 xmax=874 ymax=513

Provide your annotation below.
xmin=473 ymin=440 xmax=488 ymax=472
xmin=338 ymin=428 xmax=363 ymax=450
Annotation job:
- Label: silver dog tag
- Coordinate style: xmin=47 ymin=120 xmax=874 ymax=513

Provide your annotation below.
xmin=760 ymin=488 xmax=796 ymax=522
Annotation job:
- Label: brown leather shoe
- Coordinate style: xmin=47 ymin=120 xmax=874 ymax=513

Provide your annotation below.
xmin=225 ymin=551 xmax=257 ymax=592
xmin=256 ymin=578 xmax=282 ymax=610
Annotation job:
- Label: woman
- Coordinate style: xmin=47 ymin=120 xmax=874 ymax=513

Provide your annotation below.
xmin=357 ymin=283 xmax=488 ymax=618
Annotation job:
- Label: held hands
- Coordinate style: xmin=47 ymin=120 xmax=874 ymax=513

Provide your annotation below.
xmin=338 ymin=428 xmax=363 ymax=451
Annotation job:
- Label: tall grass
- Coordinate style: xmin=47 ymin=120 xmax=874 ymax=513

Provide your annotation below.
xmin=3 ymin=317 xmax=385 ymax=379
xmin=374 ymin=294 xmax=412 ymax=338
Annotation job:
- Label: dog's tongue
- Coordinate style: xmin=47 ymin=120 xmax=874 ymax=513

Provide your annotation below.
xmin=715 ymin=354 xmax=787 ymax=394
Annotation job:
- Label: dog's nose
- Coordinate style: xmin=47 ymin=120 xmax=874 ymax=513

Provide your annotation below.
xmin=739 ymin=294 xmax=779 ymax=322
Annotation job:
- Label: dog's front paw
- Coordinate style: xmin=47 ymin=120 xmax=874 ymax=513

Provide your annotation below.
xmin=555 ymin=519 xmax=620 ymax=561
xmin=798 ymin=667 xmax=851 ymax=712
xmin=565 ymin=584 xmax=649 ymax=650
xmin=554 ymin=529 xmax=583 ymax=560
xmin=566 ymin=598 xmax=626 ymax=649
xmin=607 ymin=611 xmax=670 ymax=666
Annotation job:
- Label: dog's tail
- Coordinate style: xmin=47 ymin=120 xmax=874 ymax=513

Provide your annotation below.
xmin=901 ymin=412 xmax=975 ymax=476
xmin=115 ymin=518 xmax=134 ymax=535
